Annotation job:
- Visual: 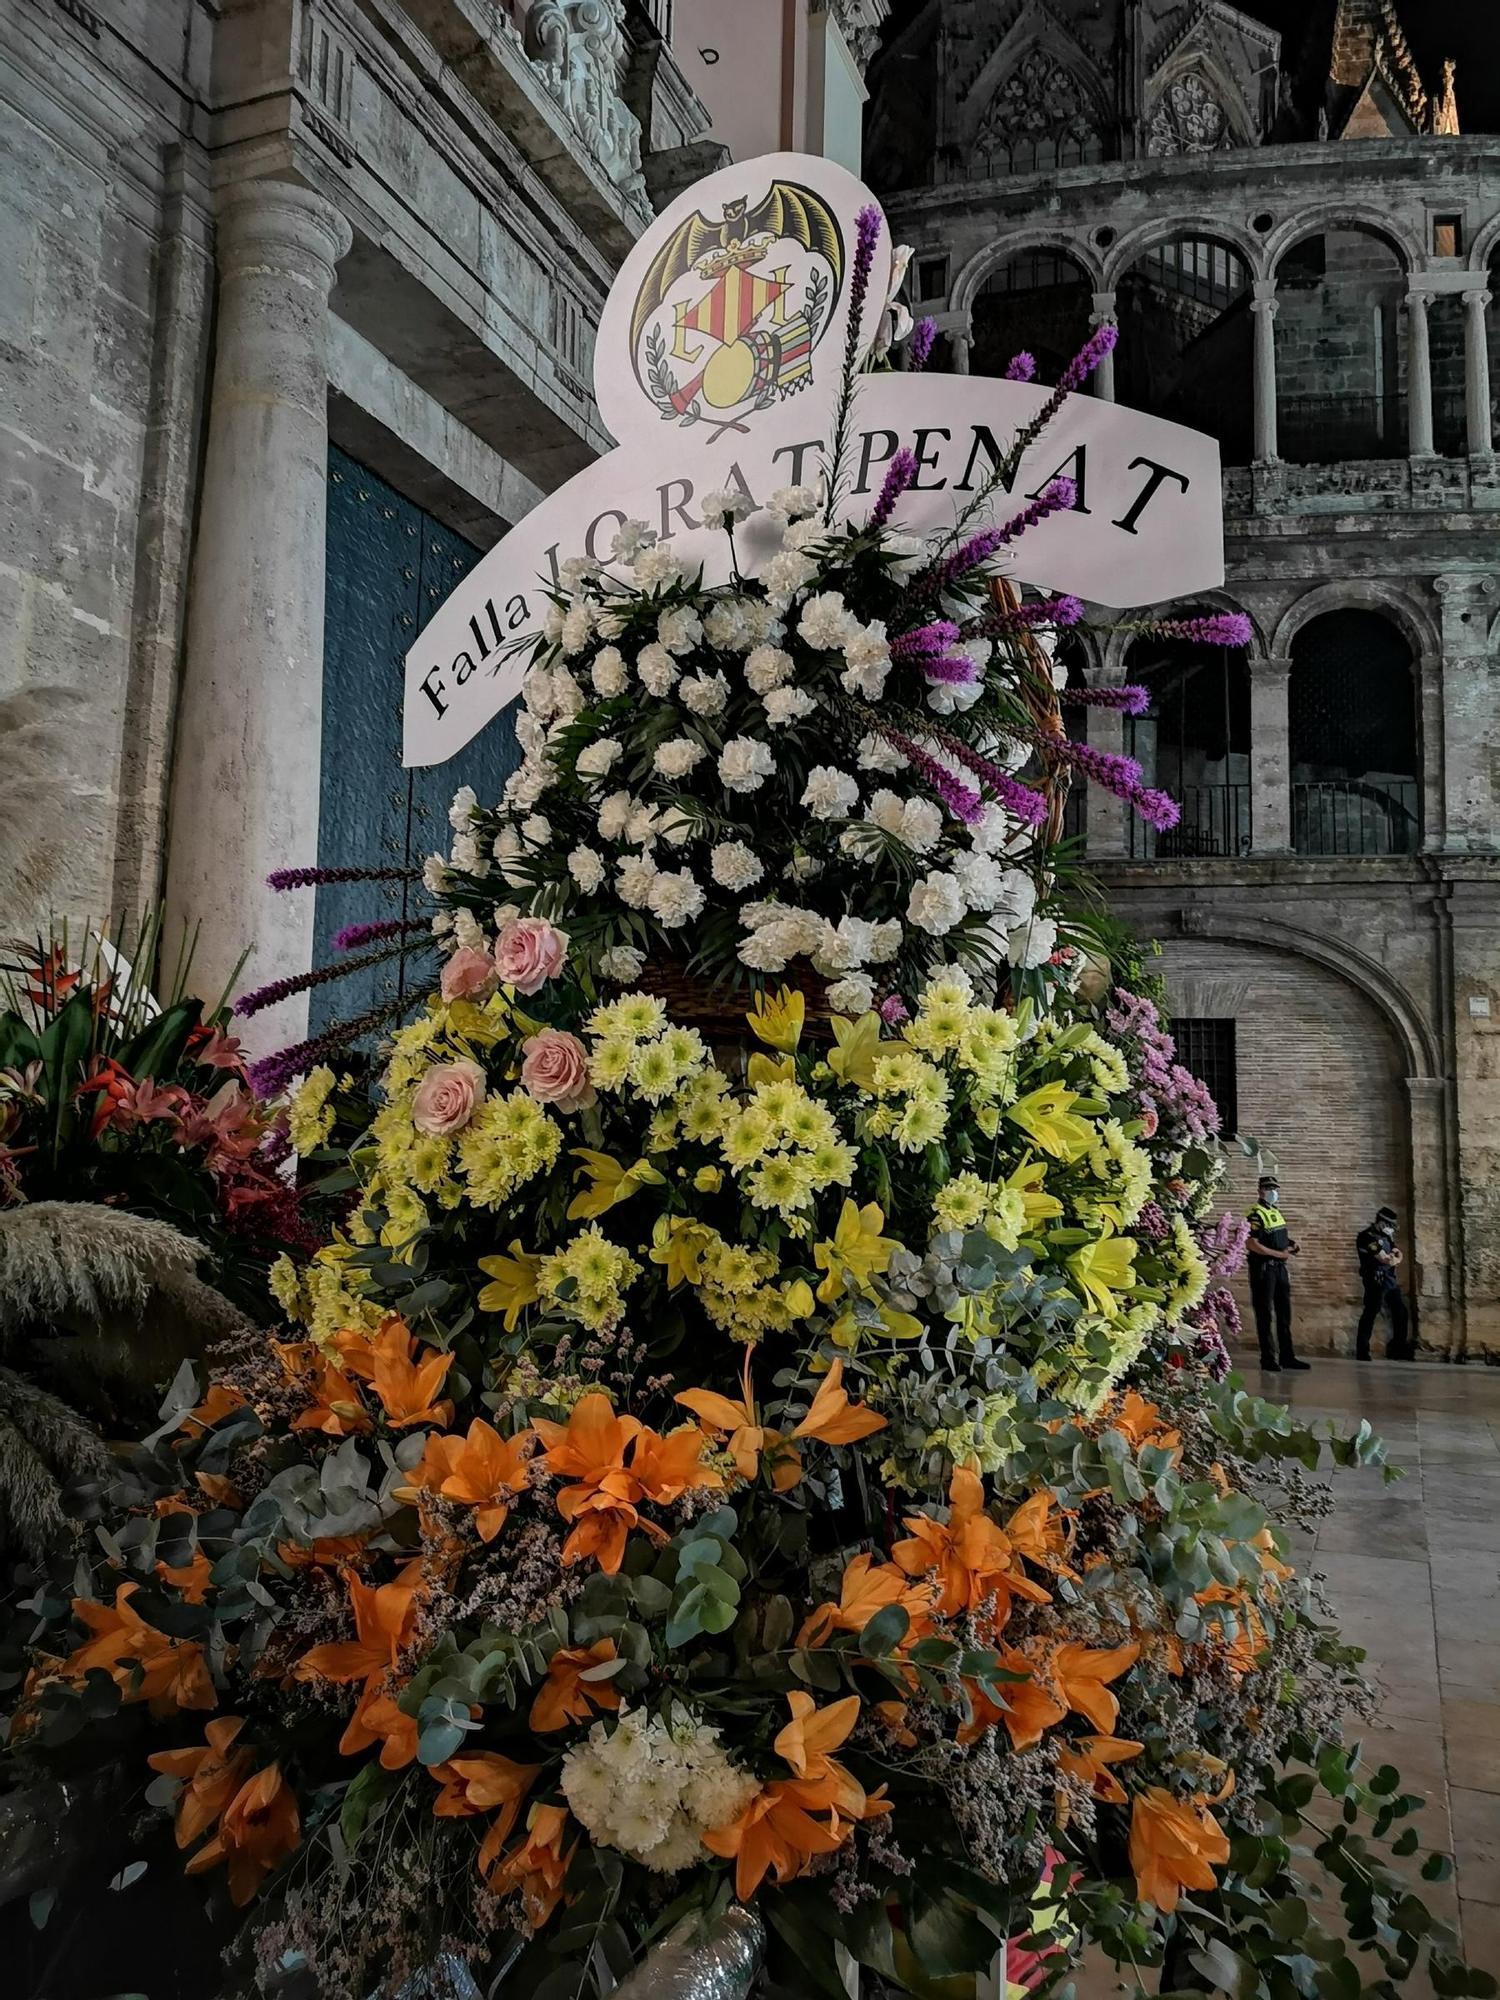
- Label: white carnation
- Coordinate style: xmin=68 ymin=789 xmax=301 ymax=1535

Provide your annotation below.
xmin=597 ymin=789 xmax=634 ymax=842
xmin=785 ymin=854 xmax=823 ymax=884
xmin=1008 ymin=914 xmax=1058 ymax=968
xmin=719 ymin=737 xmax=776 ymax=794
xmin=952 ymin=849 xmax=1005 ymax=911
xmin=782 ymin=516 xmax=831 ymax=553
xmin=907 ymin=870 xmax=966 ymax=935
xmin=680 ymin=670 xmax=730 ymax=717
xmin=560 ymin=601 xmax=593 ymax=656
xmin=519 ymin=814 xmax=551 ymax=848
xmin=610 ymin=519 xmax=655 ymax=562
xmin=504 ymin=759 xmax=550 ymax=812
xmin=576 ymin=738 xmax=622 ymax=780
xmin=710 ymin=841 xmax=764 ymax=891
xmin=766 ymin=482 xmax=819 ymax=524
xmin=699 ymin=486 xmax=756 ymax=527
xmin=558 ymin=555 xmax=601 ymax=591
xmin=617 ymin=854 xmax=660 ymax=907
xmin=568 ymin=845 xmax=606 ymax=893
xmin=422 ymin=853 xmax=450 ymax=894
xmin=927 ymin=675 xmax=983 ymax=716
xmin=452 ymin=907 xmax=485 ymax=953
xmin=760 ymin=548 xmax=818 ymax=601
xmin=633 ymin=543 xmax=683 ymax=588
xmin=738 ymin=928 xmax=790 ymax=971
xmin=704 ymin=599 xmax=750 ymax=650
xmin=599 ymin=944 xmax=646 ymax=982
xmin=763 ymin=685 xmax=817 ymax=728
xmin=625 ymin=801 xmax=662 ymax=847
xmin=551 ymin=667 xmax=586 ymax=718
xmin=591 ymin=645 xmax=629 ymax=697
xmin=841 ymin=620 xmax=892 ymax=700
xmin=448 ymin=785 xmax=478 ymax=831
xmin=799 ymin=590 xmax=857 ymax=651
xmin=658 ymin=605 xmax=704 ymax=656
xmin=745 ymin=645 xmax=794 ymax=694
xmin=801 ymin=765 xmax=859 ymax=820
xmin=654 ymin=736 xmax=707 ymax=779
xmin=450 ymin=831 xmax=481 ymax=873
xmin=542 ymin=601 xmax=566 ymax=645
xmin=826 ymin=973 xmax=876 ymax=1014
xmin=636 ymin=642 xmax=679 ymax=698
xmin=858 ymin=732 xmax=906 ymax=773
xmin=647 ymin=868 xmax=706 ymax=927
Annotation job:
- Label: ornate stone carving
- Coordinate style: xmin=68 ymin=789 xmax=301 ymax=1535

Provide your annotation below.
xmin=1148 ymin=73 xmax=1233 ymax=155
xmin=976 ymin=49 xmax=1097 ymax=165
xmin=827 ymin=0 xmax=891 ymax=74
xmin=524 ymin=0 xmax=647 ymax=213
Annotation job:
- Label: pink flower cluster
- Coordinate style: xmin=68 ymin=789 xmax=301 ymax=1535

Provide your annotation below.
xmin=1105 ymin=989 xmax=1222 ymax=1145
xmin=441 ymin=918 xmax=569 ymax=1003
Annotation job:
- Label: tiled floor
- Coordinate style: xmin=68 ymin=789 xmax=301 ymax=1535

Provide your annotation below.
xmin=1250 ymin=1353 xmax=1500 ymax=1976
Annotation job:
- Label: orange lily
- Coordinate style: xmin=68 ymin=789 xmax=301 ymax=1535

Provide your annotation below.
xmin=185 ymin=1761 xmax=301 ymax=1906
xmin=1056 ymin=1733 xmax=1144 ymax=1806
xmin=1051 ymin=1639 xmax=1141 ymax=1733
xmin=893 ymin=1467 xmax=1051 ymax=1628
xmin=1110 ymin=1390 xmax=1181 ymax=1459
xmin=177 ymin=1382 xmax=246 ymax=1437
xmin=790 ymin=1359 xmax=886 ymax=1446
xmin=630 ymin=1423 xmax=725 ymax=1506
xmin=532 ymin=1391 xmax=641 ymax=1481
xmin=485 ymin=1801 xmax=575 ymax=1927
xmin=1005 ymin=1490 xmax=1077 ymax=1576
xmin=407 ymin=1419 xmax=532 ymax=1541
xmin=344 ymin=1319 xmax=454 ymax=1429
xmin=293 ymin=1565 xmax=422 ymax=1685
xmin=58 ymin=1584 xmax=215 ymax=1715
xmin=797 ymin=1551 xmax=935 ymax=1649
xmin=1128 ymin=1786 xmax=1230 ymax=1913
xmin=432 ymin=1752 xmax=540 ymax=1855
xmin=531 ymin=1394 xmax=718 ymax=1574
xmin=340 ymin=1682 xmax=419 ymax=1769
xmin=676 ymin=1351 xmax=779 ymax=1483
xmin=1195 ymin=1584 xmax=1267 ymax=1676
xmin=277 ymin=1340 xmax=371 ymax=1438
xmin=530 ymin=1640 xmax=622 ymax=1732
xmin=276 ymin=1535 xmax=371 ymax=1569
xmin=148 ymin=1717 xmax=254 ymax=1849
xmin=156 ymin=1548 xmax=214 ymax=1605
xmin=958 ymin=1645 xmax=1068 ymax=1750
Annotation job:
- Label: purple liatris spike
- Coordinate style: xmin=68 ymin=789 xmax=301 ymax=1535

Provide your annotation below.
xmin=332 ymin=916 xmax=424 ymax=952
xmin=1056 ymin=738 xmax=1182 ymax=830
xmin=1004 ymin=351 xmax=1037 ymax=382
xmin=923 ymin=652 xmax=980 ymax=685
xmin=234 ymin=941 xmax=415 ymax=1019
xmin=1060 ymin=684 xmax=1152 ymax=715
xmin=1143 ymin=612 xmax=1254 ymax=647
xmin=267 ymin=864 xmax=411 ymax=891
xmin=1058 ymin=322 xmax=1118 ymax=393
xmin=931 ymin=478 xmax=1075 ymax=592
xmin=971 ymin=593 xmax=1085 ymax=637
xmin=247 ymin=1001 xmax=406 ymax=1098
xmin=934 ymin=736 xmax=1049 ymax=826
xmin=880 ymin=728 xmax=985 ymax=824
xmin=909 ymin=317 xmax=938 ymax=371
xmin=891 ymin=620 xmax=962 ymax=659
xmin=869 ymin=447 xmax=919 ymax=531
xmin=850 ymin=204 xmax=883 ymax=333
xmin=1136 ymin=786 xmax=1181 ymax=831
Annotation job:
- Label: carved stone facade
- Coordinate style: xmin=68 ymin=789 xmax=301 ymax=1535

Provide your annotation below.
xmin=0 ymin=0 xmax=713 ymax=1054
xmin=868 ymin=3 xmax=1500 ymax=1360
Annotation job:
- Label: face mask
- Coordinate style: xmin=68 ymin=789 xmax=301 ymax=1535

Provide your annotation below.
xmin=1263 ymin=1188 xmax=1279 ymax=1205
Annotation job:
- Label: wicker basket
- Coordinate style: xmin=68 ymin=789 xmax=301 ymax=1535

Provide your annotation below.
xmin=637 ymin=583 xmax=1071 ymax=1033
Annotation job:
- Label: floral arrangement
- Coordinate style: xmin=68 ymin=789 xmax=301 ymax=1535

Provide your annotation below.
xmin=1 ymin=233 xmax=1489 ymax=2000
xmin=0 ymin=926 xmax=316 ymax=1313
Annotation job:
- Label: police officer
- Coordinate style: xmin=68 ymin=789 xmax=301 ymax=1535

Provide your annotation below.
xmin=1355 ymin=1205 xmax=1414 ymax=1360
xmin=1246 ymin=1172 xmax=1309 ymax=1373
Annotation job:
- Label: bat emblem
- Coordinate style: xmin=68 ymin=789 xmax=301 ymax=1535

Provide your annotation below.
xmin=629 ymin=180 xmax=845 ymax=434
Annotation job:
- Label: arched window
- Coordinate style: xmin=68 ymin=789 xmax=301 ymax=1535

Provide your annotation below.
xmin=1124 ymin=625 xmax=1251 ymax=857
xmin=1114 ymin=233 xmax=1253 ymax=463
xmin=970 ymin=247 xmax=1093 ymax=383
xmin=1272 ymin=226 xmax=1408 ymax=462
xmin=1289 ymin=610 xmax=1418 ymax=854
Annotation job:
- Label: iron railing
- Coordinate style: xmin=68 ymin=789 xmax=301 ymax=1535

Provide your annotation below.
xmin=1130 ymin=783 xmax=1251 ymax=859
xmin=1292 ymin=779 xmax=1420 ymax=855
xmin=1279 ymin=393 xmax=1407 ymax=463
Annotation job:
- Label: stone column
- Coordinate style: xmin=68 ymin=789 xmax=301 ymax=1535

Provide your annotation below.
xmin=164 ymin=179 xmax=352 ymax=1057
xmin=1434 ymin=571 xmax=1500 ymax=850
xmin=1084 ymin=702 xmax=1129 ymax=857
xmin=1090 ymin=291 xmax=1116 ymax=400
xmin=1404 ymin=290 xmax=1435 ymax=456
xmin=950 ymin=329 xmax=971 ymax=375
xmin=1463 ymin=286 xmax=1493 ymax=456
xmin=1248 ymin=655 xmax=1293 ymax=852
xmin=1249 ymin=280 xmax=1278 ymax=463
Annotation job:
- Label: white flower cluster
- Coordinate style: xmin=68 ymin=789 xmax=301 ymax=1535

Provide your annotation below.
xmin=560 ymin=1706 xmax=758 ymax=1874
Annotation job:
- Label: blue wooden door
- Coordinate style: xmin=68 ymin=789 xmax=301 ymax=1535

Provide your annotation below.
xmin=313 ymin=446 xmax=520 ymax=1037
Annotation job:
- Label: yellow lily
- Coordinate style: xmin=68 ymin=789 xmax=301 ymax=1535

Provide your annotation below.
xmin=827 ymin=1010 xmax=883 ymax=1090
xmin=1005 ymin=1157 xmax=1065 ymax=1230
xmin=1067 ymin=1230 xmax=1139 ymax=1317
xmin=746 ymin=986 xmax=805 ymax=1054
xmin=476 ymin=1242 xmax=542 ymax=1328
xmin=829 ymin=1299 xmax=924 ymax=1348
xmin=1005 ymin=1082 xmax=1094 ymax=1163
xmin=650 ymin=1214 xmax=721 ymax=1289
xmin=567 ymin=1149 xmax=666 ymax=1222
xmin=814 ymin=1199 xmax=899 ymax=1305
xmin=746 ymin=1051 xmax=796 ymax=1087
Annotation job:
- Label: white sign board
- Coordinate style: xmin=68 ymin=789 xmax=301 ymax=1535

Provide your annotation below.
xmin=403 ymin=152 xmax=1224 ymax=768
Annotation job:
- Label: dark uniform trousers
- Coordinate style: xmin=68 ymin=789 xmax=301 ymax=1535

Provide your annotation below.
xmin=1250 ymin=1261 xmax=1295 ymax=1368
xmin=1356 ymin=1281 xmax=1410 ymax=1359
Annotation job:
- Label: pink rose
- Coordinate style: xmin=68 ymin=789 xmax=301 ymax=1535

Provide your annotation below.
xmin=520 ymin=1030 xmax=595 ymax=1114
xmin=494 ymin=917 xmax=568 ymax=996
xmin=440 ymin=946 xmax=496 ymax=1002
xmin=411 ymin=1058 xmax=487 ymax=1137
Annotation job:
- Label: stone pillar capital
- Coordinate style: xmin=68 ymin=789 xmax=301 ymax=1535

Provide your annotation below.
xmin=1090 ymin=289 xmax=1117 ymax=321
xmin=214 ymin=178 xmax=352 ymax=291
xmin=1252 ymin=652 xmax=1294 ymax=678
xmin=1405 ymin=288 xmax=1432 ymax=314
xmin=1464 ymin=286 xmax=1493 ymax=314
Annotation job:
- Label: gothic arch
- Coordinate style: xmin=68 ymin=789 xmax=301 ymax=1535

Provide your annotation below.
xmin=951 ymin=233 xmax=1103 ymax=317
xmin=1100 ymin=590 xmax=1265 ymax=684
xmin=1170 ymin=910 xmax=1440 ymax=1080
xmin=1102 ymin=214 xmax=1265 ymax=290
xmin=1144 ymin=46 xmax=1257 ymax=157
xmin=1269 ymin=579 xmax=1439 ymax=664
xmin=1467 ymin=211 xmax=1500 ymax=272
xmin=960 ymin=1 xmax=1111 ymax=167
xmin=1265 ymin=206 xmax=1421 ymax=280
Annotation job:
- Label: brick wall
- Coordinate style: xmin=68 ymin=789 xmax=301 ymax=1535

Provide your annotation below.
xmin=1158 ymin=939 xmax=1414 ymax=1355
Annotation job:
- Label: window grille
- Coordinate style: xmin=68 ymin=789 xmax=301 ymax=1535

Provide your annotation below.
xmin=1169 ymin=1018 xmax=1238 ymax=1135
xmin=1288 ymin=611 xmax=1418 ymax=856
